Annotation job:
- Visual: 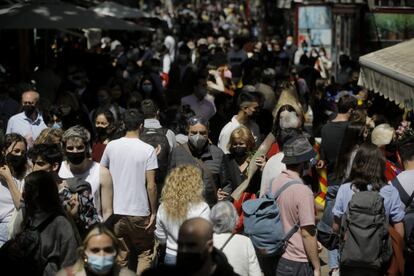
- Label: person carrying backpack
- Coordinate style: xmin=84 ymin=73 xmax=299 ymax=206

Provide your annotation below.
xmin=394 ymin=126 xmax=414 ymax=276
xmin=332 ymin=143 xmax=405 ymax=276
xmin=141 ymin=99 xmax=176 ymax=197
xmin=256 ymin=135 xmax=320 ymax=276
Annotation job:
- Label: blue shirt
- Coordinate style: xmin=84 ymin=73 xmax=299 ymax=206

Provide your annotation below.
xmin=332 ymin=182 xmax=405 ymax=223
xmin=6 ymin=111 xmax=47 ymax=142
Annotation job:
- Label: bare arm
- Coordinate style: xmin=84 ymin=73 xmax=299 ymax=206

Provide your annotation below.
xmin=145 ymin=169 xmax=157 ymax=230
xmin=301 ymin=225 xmax=321 ymax=275
xmin=332 ymin=216 xmax=341 ymax=234
xmin=393 ymin=222 xmax=404 ymax=239
xmin=0 ymin=165 xmax=22 ymax=209
xmin=100 ymin=166 xmax=113 ymax=221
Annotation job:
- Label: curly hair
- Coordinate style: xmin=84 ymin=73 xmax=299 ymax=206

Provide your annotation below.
xmin=161 ymin=165 xmax=204 ymax=223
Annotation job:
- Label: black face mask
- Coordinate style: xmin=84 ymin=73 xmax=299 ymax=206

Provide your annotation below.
xmin=22 ymin=105 xmax=36 ymax=117
xmin=96 ymin=127 xmax=108 ymax=138
xmin=230 ymin=146 xmax=248 ymax=158
xmin=176 ymin=250 xmax=206 ymax=273
xmin=6 ymin=153 xmax=26 ymax=174
xmin=65 ymin=151 xmax=86 ymax=165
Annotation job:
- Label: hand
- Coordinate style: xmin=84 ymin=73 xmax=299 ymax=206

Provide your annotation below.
xmin=255 ymin=155 xmax=267 ymax=171
xmin=313 ymin=268 xmax=321 ymax=276
xmin=69 ymin=194 xmax=80 ymax=217
xmin=316 ymin=160 xmax=325 ymax=169
xmin=154 ymin=145 xmax=161 ymax=156
xmin=0 ymin=165 xmax=13 ymax=181
xmin=217 ymin=188 xmax=229 ymax=201
xmin=145 ymin=214 xmax=156 ymax=231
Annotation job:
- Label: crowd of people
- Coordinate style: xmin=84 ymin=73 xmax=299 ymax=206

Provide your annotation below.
xmin=0 ymin=2 xmax=413 ymax=276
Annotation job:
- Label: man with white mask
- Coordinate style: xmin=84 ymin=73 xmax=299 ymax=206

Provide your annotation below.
xmin=168 ymin=116 xmax=232 ymax=207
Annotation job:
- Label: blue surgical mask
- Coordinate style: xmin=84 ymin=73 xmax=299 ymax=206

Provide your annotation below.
xmin=86 ymin=253 xmax=115 ymax=275
xmin=51 ymin=122 xmax=62 ymax=129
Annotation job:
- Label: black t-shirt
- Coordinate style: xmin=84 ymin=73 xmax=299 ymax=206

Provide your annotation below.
xmin=320 ymin=121 xmax=349 ymax=180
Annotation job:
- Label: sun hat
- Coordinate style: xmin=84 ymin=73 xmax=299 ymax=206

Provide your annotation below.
xmin=282 ymin=135 xmax=316 ymax=165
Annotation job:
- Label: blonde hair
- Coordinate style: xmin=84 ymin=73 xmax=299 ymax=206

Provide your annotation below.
xmin=73 ymin=224 xmax=119 ymax=272
xmin=34 ymin=128 xmax=63 ymax=145
xmin=161 ymin=165 xmax=204 ymax=223
xmin=228 ymin=126 xmax=255 ymax=151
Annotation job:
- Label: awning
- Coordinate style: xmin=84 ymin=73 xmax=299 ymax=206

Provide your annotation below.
xmin=358 ymin=39 xmax=414 ymax=111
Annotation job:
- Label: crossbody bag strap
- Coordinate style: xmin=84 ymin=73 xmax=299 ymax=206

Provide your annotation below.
xmin=159 ymin=219 xmax=178 ymax=243
xmin=391 ymin=177 xmax=413 ymax=206
xmin=182 ymin=144 xmax=218 ymax=198
xmin=219 ymin=233 xmax=236 ymax=251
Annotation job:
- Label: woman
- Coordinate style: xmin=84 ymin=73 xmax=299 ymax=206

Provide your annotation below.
xmin=57 ymin=224 xmax=135 ymax=276
xmin=58 ymin=126 xmax=113 ymax=221
xmin=3 ymin=171 xmax=79 ymax=275
xmin=318 ymin=121 xmax=366 ymax=276
xmin=210 ymin=201 xmax=261 ymax=276
xmin=0 ymin=133 xmax=28 ymax=245
xmin=56 ymin=224 xmax=135 ymax=276
xmin=332 ymin=143 xmax=405 ymax=275
xmin=219 ymin=126 xmax=266 ymax=200
xmin=155 ymin=165 xmax=210 ymax=265
xmin=92 ymin=109 xmax=115 ymax=162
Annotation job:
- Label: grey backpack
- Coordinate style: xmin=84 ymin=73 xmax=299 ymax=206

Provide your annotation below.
xmin=340 ymin=190 xmax=392 ymax=269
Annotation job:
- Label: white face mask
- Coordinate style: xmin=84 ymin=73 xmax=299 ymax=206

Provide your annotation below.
xmin=188 ymin=134 xmax=208 ymax=152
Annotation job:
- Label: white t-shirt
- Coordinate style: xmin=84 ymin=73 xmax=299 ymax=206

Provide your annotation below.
xmin=213 ymin=233 xmax=262 ymax=276
xmin=0 ymin=177 xmax=24 ymax=223
xmin=58 ymin=161 xmax=101 ymax=216
xmin=218 ymin=116 xmax=261 ymax=154
xmin=155 ymin=202 xmax=210 ymax=256
xmin=100 ymin=137 xmax=158 ymax=216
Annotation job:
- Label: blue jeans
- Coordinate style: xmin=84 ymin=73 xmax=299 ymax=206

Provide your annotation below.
xmin=324 ymin=186 xmax=339 ymax=270
xmin=164 ymin=253 xmax=176 ymax=265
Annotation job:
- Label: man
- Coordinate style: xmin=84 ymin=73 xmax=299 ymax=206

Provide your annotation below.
xmin=58 ymin=126 xmax=113 ymax=221
xmin=142 ymin=218 xmax=238 ymax=276
xmin=317 ymin=94 xmax=357 ymax=182
xmin=264 ymin=136 xmax=320 ymax=276
xmin=395 ymin=134 xmax=414 ymax=275
xmin=181 ymin=80 xmax=216 ymax=122
xmin=176 ymin=218 xmax=238 ymax=275
xmin=141 ymin=99 xmax=176 ymax=150
xmin=169 ymin=116 xmax=231 ymax=207
xmin=6 ymin=90 xmax=47 ymax=146
xmin=218 ymin=91 xmax=261 ymax=154
xmin=101 ymin=109 xmax=158 ymax=275
xmin=316 ymin=94 xmax=355 ymax=276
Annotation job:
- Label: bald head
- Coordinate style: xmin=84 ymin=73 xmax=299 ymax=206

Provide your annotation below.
xmin=179 ymin=217 xmax=213 ymax=241
xmin=22 ymin=90 xmax=40 ymax=105
xmin=178 ymin=218 xmax=213 ymax=253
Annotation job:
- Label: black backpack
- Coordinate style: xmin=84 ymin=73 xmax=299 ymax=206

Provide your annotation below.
xmin=340 ymin=190 xmax=392 ymax=270
xmin=391 ymin=177 xmax=414 ymax=253
xmin=0 ymin=214 xmax=58 ymax=276
xmin=140 ymin=127 xmax=170 ymax=193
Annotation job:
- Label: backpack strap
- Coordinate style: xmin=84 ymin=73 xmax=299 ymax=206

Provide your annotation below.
xmin=219 ymin=233 xmax=236 ymax=251
xmin=283 ymin=224 xmax=300 ymax=241
xmin=272 ymin=180 xmax=303 ymax=199
xmin=391 ymin=177 xmax=414 ymax=207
